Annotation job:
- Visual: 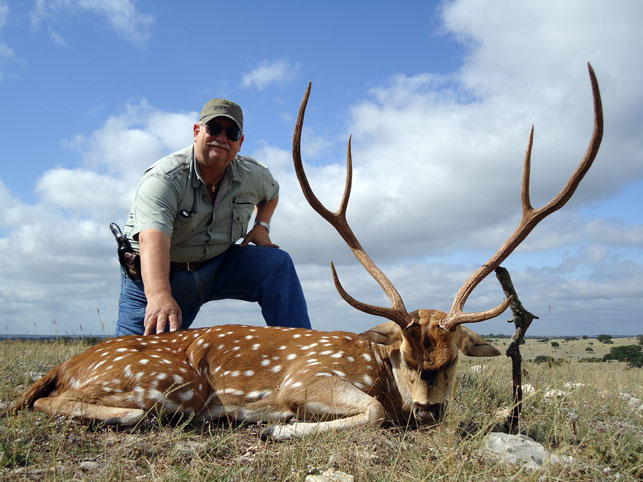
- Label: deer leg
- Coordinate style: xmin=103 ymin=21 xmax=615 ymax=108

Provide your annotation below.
xmin=33 ymin=395 xmax=145 ymax=426
xmin=262 ymin=379 xmax=385 ymax=441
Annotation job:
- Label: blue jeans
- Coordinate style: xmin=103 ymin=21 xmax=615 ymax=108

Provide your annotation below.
xmin=116 ymin=245 xmax=311 ymax=336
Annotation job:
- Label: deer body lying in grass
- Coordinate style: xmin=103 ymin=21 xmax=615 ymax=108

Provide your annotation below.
xmin=5 ymin=65 xmax=602 ymax=440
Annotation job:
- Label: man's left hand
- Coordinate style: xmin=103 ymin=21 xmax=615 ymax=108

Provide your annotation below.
xmin=240 ymin=225 xmax=279 ymax=248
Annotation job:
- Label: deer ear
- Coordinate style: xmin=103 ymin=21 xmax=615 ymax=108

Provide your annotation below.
xmin=359 ymin=321 xmax=402 ymax=345
xmin=456 ymin=326 xmax=501 ymax=357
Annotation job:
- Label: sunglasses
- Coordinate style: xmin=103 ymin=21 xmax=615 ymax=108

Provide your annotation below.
xmin=204 ymin=120 xmax=242 ymax=141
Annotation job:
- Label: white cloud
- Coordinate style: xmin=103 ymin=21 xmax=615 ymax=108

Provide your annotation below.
xmin=242 ymin=59 xmax=300 ymax=90
xmin=30 ymin=0 xmax=153 ymax=46
xmin=0 ymin=102 xmax=196 ymax=336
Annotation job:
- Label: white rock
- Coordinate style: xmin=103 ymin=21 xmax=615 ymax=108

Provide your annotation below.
xmin=522 ymin=384 xmax=536 ymax=395
xmin=306 ymin=469 xmax=354 ymax=482
xmin=543 ymin=389 xmax=568 ymax=399
xmin=468 ymin=365 xmax=483 ymax=374
xmin=483 ymin=433 xmax=573 ymax=471
xmin=79 ymin=461 xmax=100 ymax=471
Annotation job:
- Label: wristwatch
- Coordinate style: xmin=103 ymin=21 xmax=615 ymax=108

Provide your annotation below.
xmin=254 ymin=221 xmax=270 ymax=233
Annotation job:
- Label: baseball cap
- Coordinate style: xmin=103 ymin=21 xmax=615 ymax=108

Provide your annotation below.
xmin=199 ymin=98 xmax=243 ymax=131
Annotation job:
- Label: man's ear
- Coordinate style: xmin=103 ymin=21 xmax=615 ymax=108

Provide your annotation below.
xmin=359 ymin=321 xmax=402 ymax=345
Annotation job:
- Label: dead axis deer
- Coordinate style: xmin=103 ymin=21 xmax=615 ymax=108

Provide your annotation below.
xmin=4 ymin=65 xmax=602 ymax=440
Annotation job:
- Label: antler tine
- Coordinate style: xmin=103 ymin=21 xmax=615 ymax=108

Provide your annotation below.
xmin=440 ymin=63 xmax=604 ymax=331
xmin=293 ymin=83 xmax=412 ymax=328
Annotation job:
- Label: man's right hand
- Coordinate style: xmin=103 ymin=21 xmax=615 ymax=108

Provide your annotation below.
xmin=143 ymin=290 xmax=182 ymax=335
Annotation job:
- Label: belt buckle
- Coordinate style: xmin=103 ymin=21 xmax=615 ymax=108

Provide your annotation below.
xmin=186 ymin=261 xmax=198 ymax=271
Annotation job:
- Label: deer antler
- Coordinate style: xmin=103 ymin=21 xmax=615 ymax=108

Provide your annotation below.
xmin=293 ymin=83 xmax=413 ymax=328
xmin=440 ymin=63 xmax=604 ymax=331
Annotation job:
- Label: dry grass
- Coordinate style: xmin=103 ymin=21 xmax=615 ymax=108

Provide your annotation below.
xmin=1 ymin=337 xmax=641 ymax=481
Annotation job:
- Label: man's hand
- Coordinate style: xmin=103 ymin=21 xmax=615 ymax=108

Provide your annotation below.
xmin=144 ymin=291 xmax=182 ymax=335
xmin=240 ymin=225 xmax=279 ymax=248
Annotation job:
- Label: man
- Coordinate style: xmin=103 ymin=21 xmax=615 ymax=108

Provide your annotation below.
xmin=116 ymin=98 xmax=311 ymax=336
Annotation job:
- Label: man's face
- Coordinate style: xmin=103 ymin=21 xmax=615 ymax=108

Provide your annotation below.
xmin=193 ymin=116 xmax=244 ymax=172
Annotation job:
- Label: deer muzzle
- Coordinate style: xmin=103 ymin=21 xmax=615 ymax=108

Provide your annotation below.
xmin=412 ymin=402 xmax=446 ymax=425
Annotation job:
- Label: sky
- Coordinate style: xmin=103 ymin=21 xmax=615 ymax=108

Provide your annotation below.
xmin=0 ymin=0 xmax=641 ymax=337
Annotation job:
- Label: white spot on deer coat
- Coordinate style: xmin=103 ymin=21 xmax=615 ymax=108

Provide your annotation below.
xmin=179 ymin=390 xmax=194 ymax=401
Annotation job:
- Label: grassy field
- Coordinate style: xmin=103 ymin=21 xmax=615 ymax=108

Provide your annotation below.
xmin=1 ymin=336 xmax=641 ymax=481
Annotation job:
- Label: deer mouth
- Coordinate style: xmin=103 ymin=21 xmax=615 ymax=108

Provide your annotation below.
xmin=412 ymin=402 xmax=446 ymax=425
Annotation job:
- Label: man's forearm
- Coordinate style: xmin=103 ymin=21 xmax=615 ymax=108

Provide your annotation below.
xmin=139 ymin=229 xmax=172 ymax=297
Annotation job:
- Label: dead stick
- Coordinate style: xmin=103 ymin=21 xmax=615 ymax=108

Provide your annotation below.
xmin=494 ymin=267 xmax=539 ymax=434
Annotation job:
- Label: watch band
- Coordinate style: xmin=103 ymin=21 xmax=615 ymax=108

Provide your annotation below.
xmin=254 ymin=221 xmax=270 ymax=233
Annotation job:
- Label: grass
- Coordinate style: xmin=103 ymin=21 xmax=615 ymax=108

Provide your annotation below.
xmin=1 ymin=337 xmax=641 ymax=481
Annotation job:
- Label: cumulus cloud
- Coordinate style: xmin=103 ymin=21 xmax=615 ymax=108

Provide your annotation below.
xmin=242 ymin=59 xmax=300 ymax=90
xmin=0 ymin=103 xmax=195 ymax=335
xmin=30 ymin=0 xmax=154 ymax=46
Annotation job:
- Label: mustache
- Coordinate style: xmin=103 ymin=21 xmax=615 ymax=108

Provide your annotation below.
xmin=207 ymin=141 xmax=230 ymax=151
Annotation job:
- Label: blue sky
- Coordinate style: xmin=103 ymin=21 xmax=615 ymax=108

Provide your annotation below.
xmin=1 ymin=0 xmax=642 ymax=337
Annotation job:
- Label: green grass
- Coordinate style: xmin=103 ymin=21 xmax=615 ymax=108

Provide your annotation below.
xmin=1 ymin=338 xmax=641 ymax=481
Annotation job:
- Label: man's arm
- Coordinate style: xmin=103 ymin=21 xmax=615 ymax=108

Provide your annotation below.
xmin=240 ymin=196 xmax=279 ymax=248
xmin=139 ymin=229 xmax=182 ymax=334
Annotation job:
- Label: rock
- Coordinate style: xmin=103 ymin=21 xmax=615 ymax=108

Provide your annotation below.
xmin=543 ymin=389 xmax=568 ymax=399
xmin=306 ymin=469 xmax=354 ymax=482
xmin=482 ymin=433 xmax=573 ymax=471
xmin=522 ymin=384 xmax=536 ymax=396
xmin=80 ymin=461 xmax=100 ymax=471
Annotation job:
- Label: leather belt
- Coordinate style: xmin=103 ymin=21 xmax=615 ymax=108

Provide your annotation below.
xmin=171 ymin=258 xmax=214 ymax=272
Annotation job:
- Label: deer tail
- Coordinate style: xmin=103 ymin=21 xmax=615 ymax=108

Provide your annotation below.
xmin=2 ymin=367 xmax=60 ymax=416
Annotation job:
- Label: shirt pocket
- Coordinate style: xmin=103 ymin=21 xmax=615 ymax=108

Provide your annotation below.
xmin=230 ymin=198 xmax=255 ymax=241
xmin=171 ymin=212 xmax=197 ymax=244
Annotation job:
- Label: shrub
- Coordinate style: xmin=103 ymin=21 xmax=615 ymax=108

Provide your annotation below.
xmin=551 ymin=341 xmax=560 ymax=348
xmin=597 ymin=334 xmax=613 ymax=344
xmin=532 ymin=355 xmax=567 ymax=366
xmin=585 ymin=347 xmax=594 ymax=352
xmin=603 ymin=345 xmax=643 ymax=368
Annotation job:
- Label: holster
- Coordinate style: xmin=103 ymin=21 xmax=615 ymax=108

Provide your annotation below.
xmin=110 ymin=223 xmax=141 ymax=280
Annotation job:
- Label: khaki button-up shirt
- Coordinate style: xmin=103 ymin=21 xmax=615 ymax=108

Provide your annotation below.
xmin=124 ymin=146 xmax=279 ymax=262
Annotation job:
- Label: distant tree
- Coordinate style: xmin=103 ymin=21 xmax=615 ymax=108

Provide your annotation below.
xmin=585 ymin=347 xmax=594 ymax=352
xmin=582 ymin=335 xmax=589 ymax=340
xmin=597 ymin=334 xmax=613 ymax=344
xmin=551 ymin=341 xmax=560 ymax=348
xmin=637 ymin=335 xmax=643 ymax=346
xmin=538 ymin=338 xmax=550 ymax=343
xmin=603 ymin=345 xmax=643 ymax=368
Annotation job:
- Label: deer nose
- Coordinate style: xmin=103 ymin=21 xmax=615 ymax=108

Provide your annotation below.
xmin=412 ymin=402 xmax=445 ymax=424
